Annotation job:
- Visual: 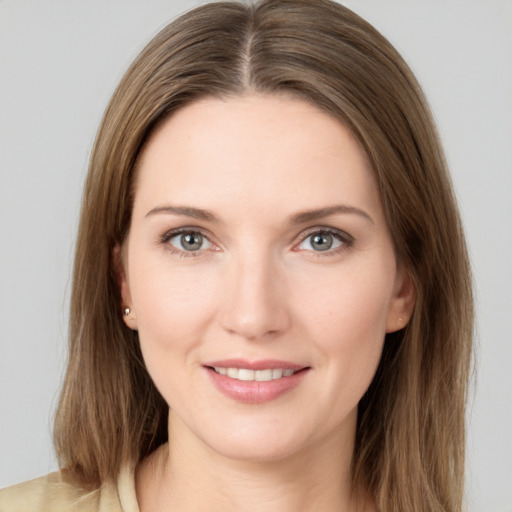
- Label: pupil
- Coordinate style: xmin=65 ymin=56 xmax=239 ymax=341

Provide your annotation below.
xmin=312 ymin=233 xmax=332 ymax=251
xmin=182 ymin=233 xmax=202 ymax=250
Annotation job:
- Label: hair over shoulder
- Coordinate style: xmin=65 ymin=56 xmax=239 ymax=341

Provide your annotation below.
xmin=53 ymin=1 xmax=474 ymax=511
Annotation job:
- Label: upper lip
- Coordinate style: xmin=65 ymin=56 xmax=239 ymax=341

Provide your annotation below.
xmin=203 ymin=359 xmax=307 ymax=371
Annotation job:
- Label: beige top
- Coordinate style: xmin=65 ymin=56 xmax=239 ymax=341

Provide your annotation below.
xmin=0 ymin=466 xmax=139 ymax=512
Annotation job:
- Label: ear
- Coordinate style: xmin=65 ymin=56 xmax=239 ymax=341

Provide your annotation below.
xmin=386 ymin=264 xmax=415 ymax=333
xmin=113 ymin=244 xmax=138 ymax=331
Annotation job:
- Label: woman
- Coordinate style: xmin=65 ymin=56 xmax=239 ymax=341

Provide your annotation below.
xmin=0 ymin=0 xmax=473 ymax=511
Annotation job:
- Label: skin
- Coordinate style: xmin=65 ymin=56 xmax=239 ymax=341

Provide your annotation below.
xmin=119 ymin=94 xmax=414 ymax=511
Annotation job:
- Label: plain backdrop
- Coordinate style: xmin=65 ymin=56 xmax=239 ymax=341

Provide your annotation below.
xmin=0 ymin=1 xmax=511 ymax=510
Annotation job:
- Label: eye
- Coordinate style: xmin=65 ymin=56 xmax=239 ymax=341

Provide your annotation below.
xmin=295 ymin=229 xmax=352 ymax=254
xmin=168 ymin=230 xmax=212 ymax=252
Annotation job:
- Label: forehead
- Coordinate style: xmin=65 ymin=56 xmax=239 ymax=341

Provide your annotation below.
xmin=133 ymin=94 xmax=382 ymax=223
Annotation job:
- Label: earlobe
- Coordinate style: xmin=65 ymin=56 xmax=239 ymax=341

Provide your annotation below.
xmin=122 ymin=306 xmax=138 ymax=330
xmin=113 ymin=244 xmax=138 ymax=331
xmin=386 ymin=266 xmax=415 ymax=333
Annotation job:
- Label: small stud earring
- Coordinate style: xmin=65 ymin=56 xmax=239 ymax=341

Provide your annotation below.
xmin=124 ymin=308 xmax=131 ymax=317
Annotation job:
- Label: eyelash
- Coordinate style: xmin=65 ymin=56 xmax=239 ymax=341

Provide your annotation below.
xmin=158 ymin=226 xmax=354 ymax=258
xmin=294 ymin=227 xmax=354 ymax=258
xmin=159 ymin=227 xmax=212 ymax=258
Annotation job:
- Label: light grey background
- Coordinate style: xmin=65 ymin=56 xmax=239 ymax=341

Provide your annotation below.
xmin=1 ymin=1 xmax=511 ymax=510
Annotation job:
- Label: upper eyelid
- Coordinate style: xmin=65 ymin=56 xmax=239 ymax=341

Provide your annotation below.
xmin=295 ymin=226 xmax=353 ymax=243
xmin=162 ymin=226 xmax=213 ymax=241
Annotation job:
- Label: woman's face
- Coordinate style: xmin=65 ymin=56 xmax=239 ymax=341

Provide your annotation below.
xmin=120 ymin=94 xmax=413 ymax=462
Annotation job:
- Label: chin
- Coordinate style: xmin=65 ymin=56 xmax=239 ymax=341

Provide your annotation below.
xmin=196 ymin=415 xmax=319 ymax=463
xmin=209 ymin=436 xmax=304 ymax=463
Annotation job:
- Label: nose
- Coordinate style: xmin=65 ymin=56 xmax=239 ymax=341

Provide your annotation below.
xmin=220 ymin=250 xmax=290 ymax=341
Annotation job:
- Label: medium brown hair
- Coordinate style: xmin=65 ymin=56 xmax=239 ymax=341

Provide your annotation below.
xmin=54 ymin=1 xmax=473 ymax=510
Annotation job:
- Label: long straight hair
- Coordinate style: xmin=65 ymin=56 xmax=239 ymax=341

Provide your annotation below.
xmin=54 ymin=1 xmax=474 ymax=510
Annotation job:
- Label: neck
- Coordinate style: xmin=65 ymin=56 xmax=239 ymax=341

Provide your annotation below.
xmin=136 ymin=411 xmax=373 ymax=512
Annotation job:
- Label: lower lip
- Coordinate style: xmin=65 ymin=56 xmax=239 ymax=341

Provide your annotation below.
xmin=205 ymin=367 xmax=309 ymax=404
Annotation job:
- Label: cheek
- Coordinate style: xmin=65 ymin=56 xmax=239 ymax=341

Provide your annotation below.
xmin=129 ymin=258 xmax=222 ymax=409
xmin=296 ymin=259 xmax=394 ymax=387
xmin=130 ymin=256 xmax=219 ymax=354
xmin=300 ymin=258 xmax=393 ymax=333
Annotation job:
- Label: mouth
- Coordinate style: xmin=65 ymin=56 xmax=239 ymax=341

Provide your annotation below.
xmin=209 ymin=366 xmax=302 ymax=381
xmin=203 ymin=359 xmax=310 ymax=403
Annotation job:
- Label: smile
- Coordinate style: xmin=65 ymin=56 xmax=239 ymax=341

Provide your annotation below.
xmin=212 ymin=367 xmax=297 ymax=381
xmin=205 ymin=360 xmax=310 ymax=403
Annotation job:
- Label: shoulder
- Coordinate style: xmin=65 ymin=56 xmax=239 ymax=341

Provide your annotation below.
xmin=0 ymin=466 xmax=139 ymax=512
xmin=0 ymin=471 xmax=99 ymax=512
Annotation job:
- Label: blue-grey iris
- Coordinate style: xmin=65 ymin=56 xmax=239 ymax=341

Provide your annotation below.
xmin=181 ymin=232 xmax=203 ymax=251
xmin=311 ymin=233 xmax=333 ymax=251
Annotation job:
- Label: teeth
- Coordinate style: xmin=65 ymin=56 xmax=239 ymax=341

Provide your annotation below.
xmin=255 ymin=369 xmax=273 ymax=381
xmin=238 ymin=369 xmax=254 ymax=381
xmin=213 ymin=367 xmax=298 ymax=381
xmin=227 ymin=367 xmax=238 ymax=378
xmin=272 ymin=369 xmax=283 ymax=379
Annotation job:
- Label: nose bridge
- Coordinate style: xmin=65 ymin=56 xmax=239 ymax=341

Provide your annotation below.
xmin=220 ymin=244 xmax=289 ymax=340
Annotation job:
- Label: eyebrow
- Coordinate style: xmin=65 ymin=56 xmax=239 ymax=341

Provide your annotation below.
xmin=145 ymin=203 xmax=373 ymax=224
xmin=288 ymin=205 xmax=374 ymax=225
xmin=145 ymin=205 xmax=218 ymax=222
